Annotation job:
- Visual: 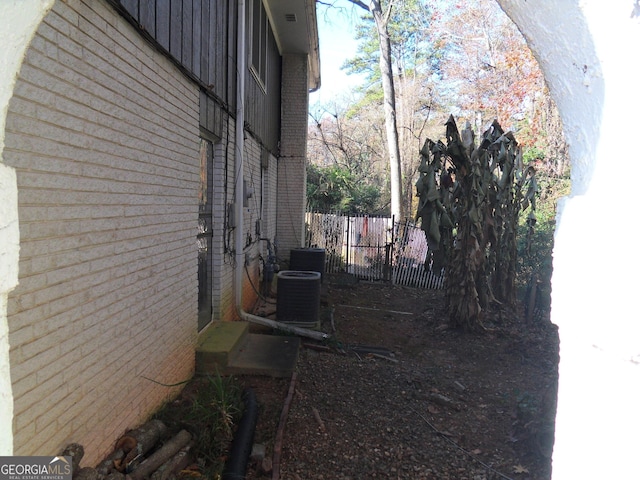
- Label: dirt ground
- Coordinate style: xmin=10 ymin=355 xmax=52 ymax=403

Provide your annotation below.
xmin=238 ymin=281 xmax=559 ymax=480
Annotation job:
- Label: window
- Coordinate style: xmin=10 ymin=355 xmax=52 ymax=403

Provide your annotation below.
xmin=250 ymin=0 xmax=268 ymax=89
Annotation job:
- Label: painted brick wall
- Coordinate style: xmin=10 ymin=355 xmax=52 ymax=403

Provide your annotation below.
xmin=211 ymin=123 xmax=235 ymax=322
xmin=3 ymin=0 xmax=200 ymax=465
xmin=209 ymin=120 xmax=270 ymax=322
xmin=263 ymin=152 xmax=278 ymax=243
xmin=243 ymin=136 xmax=271 ymax=309
xmin=277 ymin=54 xmax=309 ymax=265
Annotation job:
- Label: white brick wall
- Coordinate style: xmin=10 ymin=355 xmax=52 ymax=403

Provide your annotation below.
xmin=209 ymin=120 xmax=270 ymax=321
xmin=4 ymin=0 xmax=200 ymax=465
xmin=263 ymin=151 xmax=278 ymax=242
xmin=277 ymin=54 xmax=309 ymax=264
xmin=210 ymin=124 xmax=234 ymax=321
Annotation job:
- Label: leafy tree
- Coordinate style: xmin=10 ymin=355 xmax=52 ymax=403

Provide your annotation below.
xmin=307 ymin=101 xmax=388 ymax=213
xmin=517 ymin=158 xmax=571 ymax=318
xmin=344 ymin=0 xmax=404 ymax=221
xmin=434 ymin=0 xmax=539 ymax=126
xmin=434 ymin=0 xmax=569 ymax=178
xmin=306 ymin=163 xmax=381 ymax=214
xmin=311 ymin=1 xmax=569 ymax=313
xmin=338 ymin=0 xmax=444 ymax=220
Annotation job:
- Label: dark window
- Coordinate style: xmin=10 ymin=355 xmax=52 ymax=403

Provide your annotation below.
xmin=250 ymin=0 xmax=268 ymax=89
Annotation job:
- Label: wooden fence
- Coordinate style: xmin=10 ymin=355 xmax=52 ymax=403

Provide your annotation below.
xmin=304 ymin=212 xmax=445 ymax=289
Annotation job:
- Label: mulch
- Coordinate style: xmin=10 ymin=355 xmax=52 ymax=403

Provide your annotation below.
xmin=239 ymin=282 xmax=559 ymax=480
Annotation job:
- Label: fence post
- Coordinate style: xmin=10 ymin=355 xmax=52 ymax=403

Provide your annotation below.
xmin=345 ymin=215 xmax=350 ymax=275
xmin=390 ymin=215 xmax=396 ymax=285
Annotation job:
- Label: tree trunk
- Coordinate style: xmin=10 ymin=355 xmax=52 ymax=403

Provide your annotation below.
xmin=370 ymin=0 xmax=404 ymax=221
xmin=376 ymin=8 xmax=403 ymax=220
xmin=347 ymin=0 xmax=404 ymax=220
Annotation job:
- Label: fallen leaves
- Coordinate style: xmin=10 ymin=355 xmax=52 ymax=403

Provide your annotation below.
xmin=245 ymin=283 xmax=557 ymax=480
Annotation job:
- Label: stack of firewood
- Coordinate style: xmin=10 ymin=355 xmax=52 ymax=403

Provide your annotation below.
xmin=61 ymin=420 xmax=195 ymax=480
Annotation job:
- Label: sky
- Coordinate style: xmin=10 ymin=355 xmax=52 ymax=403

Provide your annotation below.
xmin=309 ymin=5 xmax=364 ymax=107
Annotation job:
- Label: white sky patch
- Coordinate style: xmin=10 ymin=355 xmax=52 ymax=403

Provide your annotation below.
xmin=310 ymin=6 xmax=365 ymax=106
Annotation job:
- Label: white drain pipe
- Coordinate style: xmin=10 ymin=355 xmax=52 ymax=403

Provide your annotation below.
xmin=233 ymin=0 xmax=328 ymax=342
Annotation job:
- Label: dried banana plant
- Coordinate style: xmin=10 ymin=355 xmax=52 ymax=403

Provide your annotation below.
xmin=415 ymin=115 xmax=537 ymax=331
xmin=414 ymin=137 xmax=453 ymax=275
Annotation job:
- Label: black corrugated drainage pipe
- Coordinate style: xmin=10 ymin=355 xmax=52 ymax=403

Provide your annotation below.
xmin=222 ymin=388 xmax=258 ymax=480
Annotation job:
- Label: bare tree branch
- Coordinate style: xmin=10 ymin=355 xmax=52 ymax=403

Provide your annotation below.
xmin=346 ymin=0 xmax=369 ymax=11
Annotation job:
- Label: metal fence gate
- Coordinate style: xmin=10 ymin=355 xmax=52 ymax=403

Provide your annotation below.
xmin=304 ymin=212 xmax=444 ymax=289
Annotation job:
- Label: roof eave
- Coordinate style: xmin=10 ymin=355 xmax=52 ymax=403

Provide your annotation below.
xmin=265 ymin=0 xmax=321 ymax=91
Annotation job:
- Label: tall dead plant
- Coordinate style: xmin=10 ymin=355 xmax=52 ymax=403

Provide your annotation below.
xmin=415 ymin=115 xmax=537 ymax=331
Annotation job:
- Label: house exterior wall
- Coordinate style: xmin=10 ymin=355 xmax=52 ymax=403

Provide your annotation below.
xmin=264 ymin=152 xmax=278 ymax=252
xmin=209 ymin=121 xmax=237 ymax=322
xmin=114 ymin=0 xmax=283 ymax=154
xmin=277 ymin=53 xmax=309 ymax=264
xmin=241 ymin=136 xmax=269 ymax=309
xmin=3 ymin=0 xmax=200 ymax=464
xmin=209 ymin=118 xmax=276 ymax=322
xmin=110 ymin=0 xmax=238 ymax=115
xmin=0 ymin=1 xmax=55 ymax=457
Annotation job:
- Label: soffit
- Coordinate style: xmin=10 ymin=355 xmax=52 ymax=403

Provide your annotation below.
xmin=264 ymin=0 xmax=321 ymax=91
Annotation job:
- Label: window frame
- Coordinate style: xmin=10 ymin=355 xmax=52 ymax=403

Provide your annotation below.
xmin=249 ymin=0 xmax=268 ymax=91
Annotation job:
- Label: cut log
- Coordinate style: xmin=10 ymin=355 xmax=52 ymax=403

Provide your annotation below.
xmin=127 ymin=430 xmax=192 ymax=480
xmin=103 ymin=472 xmax=126 ymax=480
xmin=61 ymin=443 xmax=84 ymax=474
xmin=96 ymin=459 xmax=116 ymax=477
xmin=114 ymin=419 xmax=168 ymax=472
xmin=149 ymin=442 xmax=194 ymax=480
xmin=73 ymin=467 xmax=98 ymax=480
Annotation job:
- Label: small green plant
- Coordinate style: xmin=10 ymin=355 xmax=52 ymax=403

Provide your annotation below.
xmin=522 ymin=145 xmax=545 ymax=165
xmin=191 ymin=373 xmax=242 ymax=472
xmin=154 ymin=372 xmax=243 ymax=477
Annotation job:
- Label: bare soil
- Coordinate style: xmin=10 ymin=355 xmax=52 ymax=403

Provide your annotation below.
xmin=239 ymin=281 xmax=559 ymax=480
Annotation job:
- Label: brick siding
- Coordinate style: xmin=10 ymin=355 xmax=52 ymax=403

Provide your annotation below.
xmin=277 ymin=54 xmax=309 ymax=264
xmin=4 ymin=0 xmax=200 ymax=465
xmin=209 ymin=121 xmax=275 ymax=321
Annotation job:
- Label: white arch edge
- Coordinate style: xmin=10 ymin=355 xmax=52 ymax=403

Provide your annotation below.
xmin=0 ymin=0 xmax=55 ymax=456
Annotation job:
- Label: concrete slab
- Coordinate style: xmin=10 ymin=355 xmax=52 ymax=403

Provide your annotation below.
xmin=226 ymin=333 xmax=300 ymax=378
xmin=196 ymin=321 xmax=300 ymax=377
xmin=196 ymin=321 xmax=249 ymax=372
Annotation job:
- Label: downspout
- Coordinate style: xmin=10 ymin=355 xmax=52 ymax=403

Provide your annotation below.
xmin=234 ymin=0 xmax=328 ymax=342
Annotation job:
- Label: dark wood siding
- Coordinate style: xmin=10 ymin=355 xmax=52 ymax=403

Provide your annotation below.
xmin=245 ymin=24 xmax=281 ymax=152
xmin=110 ymin=0 xmax=282 ymax=152
xmin=156 ymin=2 xmax=170 ymax=50
xmin=169 ymin=2 xmax=183 ymax=65
xmin=111 ymin=0 xmax=235 ymax=109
